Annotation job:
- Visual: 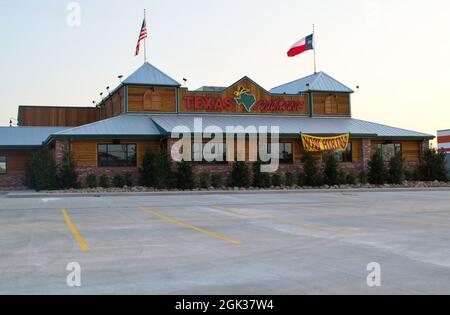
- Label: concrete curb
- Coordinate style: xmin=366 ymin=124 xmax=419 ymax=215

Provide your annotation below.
xmin=5 ymin=187 xmax=450 ymax=199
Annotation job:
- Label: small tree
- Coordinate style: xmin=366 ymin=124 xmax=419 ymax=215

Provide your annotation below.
xmin=113 ymin=173 xmax=125 ymax=188
xmin=285 ymin=172 xmax=294 ymax=187
xmin=86 ymin=174 xmax=97 ymax=188
xmin=420 ymin=149 xmax=448 ymax=182
xmin=323 ymin=153 xmax=339 ymax=186
xmin=176 ymin=160 xmax=194 ymax=190
xmin=58 ymin=146 xmax=79 ymax=189
xmin=199 ymin=172 xmax=210 ymax=189
xmin=388 ymin=153 xmax=405 ymax=184
xmin=25 ymin=148 xmax=58 ymax=191
xmin=302 ymin=152 xmax=321 ymax=186
xmin=99 ymin=175 xmax=109 ymax=188
xmin=252 ymin=160 xmax=265 ymax=188
xmin=271 ymin=174 xmax=283 ymax=187
xmin=139 ymin=147 xmax=158 ymax=187
xmin=368 ymin=149 xmax=387 ymax=185
xmin=229 ymin=162 xmax=250 ymax=188
xmin=211 ymin=173 xmax=222 ymax=188
xmin=156 ymin=150 xmax=174 ymax=189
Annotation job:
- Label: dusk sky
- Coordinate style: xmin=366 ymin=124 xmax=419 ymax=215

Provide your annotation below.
xmin=0 ymin=0 xmax=449 ymax=141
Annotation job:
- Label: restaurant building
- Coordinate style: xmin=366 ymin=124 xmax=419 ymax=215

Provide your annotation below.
xmin=0 ymin=62 xmax=434 ymax=188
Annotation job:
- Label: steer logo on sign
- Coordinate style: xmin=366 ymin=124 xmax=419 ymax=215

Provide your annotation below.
xmin=234 ymin=86 xmax=257 ymax=112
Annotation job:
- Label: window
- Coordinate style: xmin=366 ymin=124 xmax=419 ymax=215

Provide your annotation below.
xmin=334 ymin=142 xmax=353 ymax=163
xmin=262 ymin=142 xmax=293 ymax=164
xmin=192 ymin=142 xmax=227 ymax=164
xmin=0 ymin=156 xmax=6 ymax=174
xmin=98 ymin=144 xmax=137 ymax=167
xmin=377 ymin=143 xmax=402 ymax=162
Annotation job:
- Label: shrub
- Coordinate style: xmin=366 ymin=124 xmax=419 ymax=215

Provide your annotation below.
xmin=199 ymin=172 xmax=210 ymax=189
xmin=229 ymin=162 xmax=250 ymax=188
xmin=252 ymin=160 xmax=265 ymax=188
xmin=99 ymin=175 xmax=109 ymax=188
xmin=346 ymin=172 xmax=357 ymax=185
xmin=285 ymin=172 xmax=294 ymax=187
xmin=271 ymin=174 xmax=283 ymax=187
xmin=123 ymin=172 xmax=133 ymax=187
xmin=57 ymin=146 xmax=79 ymax=189
xmin=359 ymin=170 xmax=369 ymax=185
xmin=337 ymin=171 xmax=348 ymax=185
xmin=323 ymin=153 xmax=339 ymax=186
xmin=86 ymin=174 xmax=97 ymax=188
xmin=302 ymin=152 xmax=321 ymax=186
xmin=25 ymin=148 xmax=58 ymax=191
xmin=388 ymin=153 xmax=405 ymax=184
xmin=211 ymin=173 xmax=222 ymax=188
xmin=368 ymin=149 xmax=387 ymax=185
xmin=420 ymin=149 xmax=448 ymax=182
xmin=297 ymin=170 xmax=307 ymax=187
xmin=176 ymin=161 xmax=194 ymax=190
xmin=156 ymin=150 xmax=174 ymax=189
xmin=139 ymin=147 xmax=157 ymax=187
xmin=113 ymin=174 xmax=125 ymax=188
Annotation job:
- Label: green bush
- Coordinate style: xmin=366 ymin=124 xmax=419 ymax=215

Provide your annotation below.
xmin=211 ymin=173 xmax=222 ymax=188
xmin=199 ymin=172 xmax=210 ymax=189
xmin=285 ymin=172 xmax=294 ymax=187
xmin=297 ymin=170 xmax=306 ymax=186
xmin=229 ymin=162 xmax=250 ymax=188
xmin=156 ymin=150 xmax=174 ymax=189
xmin=86 ymin=174 xmax=97 ymax=188
xmin=302 ymin=152 xmax=322 ymax=186
xmin=346 ymin=172 xmax=357 ymax=185
xmin=405 ymin=168 xmax=420 ymax=181
xmin=359 ymin=170 xmax=369 ymax=184
xmin=113 ymin=174 xmax=125 ymax=188
xmin=57 ymin=146 xmax=79 ymax=189
xmin=420 ymin=149 xmax=448 ymax=182
xmin=271 ymin=174 xmax=283 ymax=187
xmin=252 ymin=160 xmax=265 ymax=188
xmin=368 ymin=149 xmax=387 ymax=185
xmin=176 ymin=161 xmax=194 ymax=190
xmin=123 ymin=172 xmax=133 ymax=187
xmin=99 ymin=175 xmax=109 ymax=188
xmin=388 ymin=153 xmax=405 ymax=184
xmin=139 ymin=147 xmax=158 ymax=187
xmin=25 ymin=148 xmax=58 ymax=191
xmin=337 ymin=171 xmax=348 ymax=185
xmin=323 ymin=153 xmax=339 ymax=186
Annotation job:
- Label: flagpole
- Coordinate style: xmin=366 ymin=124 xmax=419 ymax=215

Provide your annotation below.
xmin=144 ymin=9 xmax=147 ymax=63
xmin=313 ymin=24 xmax=317 ymax=74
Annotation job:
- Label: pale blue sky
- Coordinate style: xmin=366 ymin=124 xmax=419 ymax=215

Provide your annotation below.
xmin=0 ymin=0 xmax=449 ymax=139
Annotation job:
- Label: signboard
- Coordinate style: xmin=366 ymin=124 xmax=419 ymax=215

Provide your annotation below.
xmin=180 ymin=78 xmax=308 ymax=115
xmin=302 ymin=134 xmax=350 ymax=152
xmin=437 ymin=130 xmax=450 ymax=153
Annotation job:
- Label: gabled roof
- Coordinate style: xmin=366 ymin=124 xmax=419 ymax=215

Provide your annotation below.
xmin=270 ymin=71 xmax=354 ymax=94
xmin=123 ymin=62 xmax=180 ymax=87
xmin=0 ymin=127 xmax=68 ymax=148
xmin=49 ymin=115 xmax=162 ymax=140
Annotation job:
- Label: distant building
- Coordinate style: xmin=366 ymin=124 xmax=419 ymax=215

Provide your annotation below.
xmin=437 ymin=130 xmax=450 ymax=171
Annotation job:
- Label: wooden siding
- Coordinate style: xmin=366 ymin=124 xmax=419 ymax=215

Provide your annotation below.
xmin=0 ymin=149 xmax=34 ymax=172
xmin=70 ymin=140 xmax=161 ymax=167
xmin=179 ymin=78 xmax=310 ymax=115
xmin=127 ymin=86 xmax=177 ymax=113
xmin=313 ymin=93 xmax=351 ymax=116
xmin=19 ymin=107 xmax=100 ymax=127
xmin=99 ymin=87 xmax=125 ymax=120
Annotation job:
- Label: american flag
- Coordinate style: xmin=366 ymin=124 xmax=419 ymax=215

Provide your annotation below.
xmin=135 ymin=17 xmax=148 ymax=56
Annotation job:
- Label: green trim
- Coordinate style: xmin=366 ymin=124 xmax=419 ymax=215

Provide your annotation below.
xmin=308 ymin=92 xmax=313 ymax=117
xmin=125 ymin=83 xmax=181 ymax=88
xmin=174 ymin=112 xmax=311 ymax=117
xmin=49 ymin=135 xmax=162 ymax=141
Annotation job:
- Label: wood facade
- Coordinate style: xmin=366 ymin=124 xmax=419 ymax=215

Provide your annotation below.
xmin=19 ymin=106 xmax=100 ymax=127
xmin=128 ymin=86 xmax=177 ymax=113
xmin=312 ymin=93 xmax=351 ymax=116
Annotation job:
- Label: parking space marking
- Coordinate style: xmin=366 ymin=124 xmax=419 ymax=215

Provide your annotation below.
xmin=61 ymin=208 xmax=90 ymax=251
xmin=140 ymin=207 xmax=240 ymax=245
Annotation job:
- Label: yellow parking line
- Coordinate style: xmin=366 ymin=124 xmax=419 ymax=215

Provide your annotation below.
xmin=140 ymin=207 xmax=240 ymax=245
xmin=61 ymin=209 xmax=90 ymax=251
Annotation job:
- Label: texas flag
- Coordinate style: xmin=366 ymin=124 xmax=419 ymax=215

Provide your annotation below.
xmin=287 ymin=34 xmax=314 ymax=57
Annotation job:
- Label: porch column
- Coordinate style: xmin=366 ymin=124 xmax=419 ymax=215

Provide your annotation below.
xmin=54 ymin=140 xmax=68 ymax=166
xmin=361 ymin=139 xmax=372 ymax=171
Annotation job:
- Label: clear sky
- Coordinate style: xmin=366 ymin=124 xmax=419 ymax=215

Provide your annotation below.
xmin=0 ymin=0 xmax=449 ymax=141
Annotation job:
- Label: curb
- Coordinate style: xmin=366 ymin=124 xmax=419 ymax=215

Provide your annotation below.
xmin=5 ymin=187 xmax=450 ymax=199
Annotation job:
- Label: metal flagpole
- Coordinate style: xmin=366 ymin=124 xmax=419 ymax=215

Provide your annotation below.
xmin=144 ymin=9 xmax=147 ymax=63
xmin=313 ymin=24 xmax=317 ymax=74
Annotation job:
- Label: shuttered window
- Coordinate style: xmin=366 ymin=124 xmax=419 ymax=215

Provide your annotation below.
xmin=0 ymin=156 xmax=6 ymax=174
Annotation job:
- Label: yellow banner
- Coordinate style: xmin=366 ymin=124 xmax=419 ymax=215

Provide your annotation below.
xmin=301 ymin=134 xmax=350 ymax=152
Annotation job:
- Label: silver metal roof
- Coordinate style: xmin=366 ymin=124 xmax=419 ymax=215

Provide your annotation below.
xmin=0 ymin=127 xmax=68 ymax=147
xmin=270 ymin=71 xmax=354 ymax=94
xmin=123 ymin=62 xmax=180 ymax=86
xmin=53 ymin=115 xmax=161 ymax=137
xmin=151 ymin=114 xmax=433 ymax=139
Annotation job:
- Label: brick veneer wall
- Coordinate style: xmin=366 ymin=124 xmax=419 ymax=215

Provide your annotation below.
xmin=0 ymin=172 xmax=26 ymax=189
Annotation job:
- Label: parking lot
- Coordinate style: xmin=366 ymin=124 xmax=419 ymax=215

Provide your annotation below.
xmin=0 ymin=190 xmax=449 ymax=294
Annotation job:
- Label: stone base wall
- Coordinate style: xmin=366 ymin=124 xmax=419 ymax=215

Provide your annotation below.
xmin=76 ymin=167 xmax=139 ymax=187
xmin=0 ymin=172 xmax=26 ymax=189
